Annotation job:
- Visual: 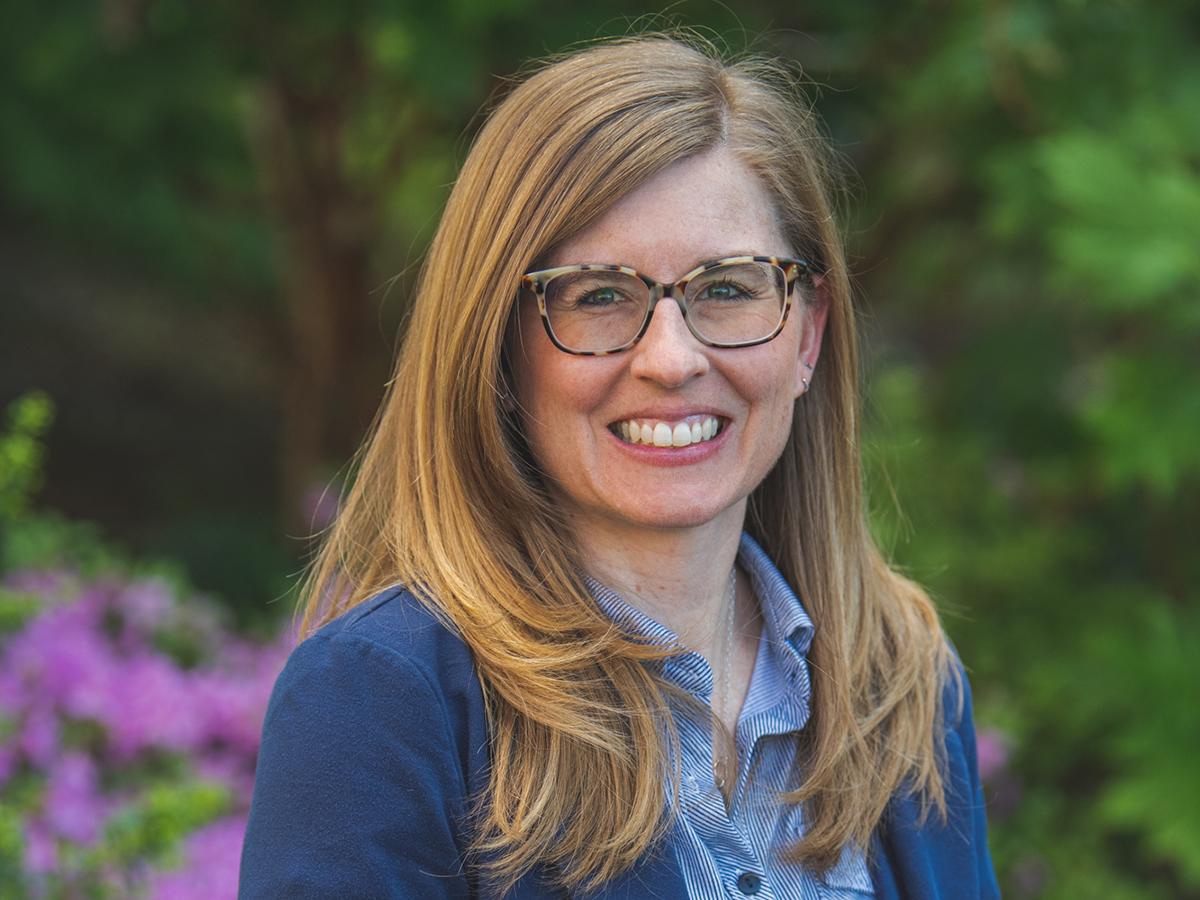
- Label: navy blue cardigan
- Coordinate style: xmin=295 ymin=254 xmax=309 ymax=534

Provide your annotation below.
xmin=239 ymin=588 xmax=1000 ymax=899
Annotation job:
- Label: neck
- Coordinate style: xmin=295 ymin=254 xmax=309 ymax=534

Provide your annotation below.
xmin=572 ymin=503 xmax=762 ymax=802
xmin=572 ymin=503 xmax=745 ymax=660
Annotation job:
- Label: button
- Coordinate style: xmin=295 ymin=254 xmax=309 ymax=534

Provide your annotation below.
xmin=737 ymin=872 xmax=762 ymax=895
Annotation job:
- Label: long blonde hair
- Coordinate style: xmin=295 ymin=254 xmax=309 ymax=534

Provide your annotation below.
xmin=302 ymin=34 xmax=954 ymax=892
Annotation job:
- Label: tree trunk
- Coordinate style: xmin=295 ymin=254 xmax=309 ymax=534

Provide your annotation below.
xmin=242 ymin=80 xmax=380 ymax=539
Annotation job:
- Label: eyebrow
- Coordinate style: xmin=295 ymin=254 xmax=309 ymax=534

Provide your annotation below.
xmin=682 ymin=250 xmax=770 ymax=268
xmin=634 ymin=251 xmax=782 ymax=274
xmin=540 ymin=250 xmax=793 ymax=275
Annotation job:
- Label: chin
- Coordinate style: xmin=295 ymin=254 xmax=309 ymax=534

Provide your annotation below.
xmin=604 ymin=494 xmax=745 ymax=532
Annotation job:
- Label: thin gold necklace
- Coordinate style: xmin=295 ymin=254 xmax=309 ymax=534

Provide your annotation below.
xmin=713 ymin=565 xmax=737 ymax=796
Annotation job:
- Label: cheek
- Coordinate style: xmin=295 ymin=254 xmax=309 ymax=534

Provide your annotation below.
xmin=738 ymin=347 xmax=801 ymax=453
xmin=509 ymin=336 xmax=614 ymax=461
xmin=742 ymin=333 xmax=802 ymax=406
xmin=757 ymin=385 xmax=797 ymax=449
xmin=510 ymin=304 xmax=623 ymax=423
xmin=508 ymin=303 xmax=562 ymax=419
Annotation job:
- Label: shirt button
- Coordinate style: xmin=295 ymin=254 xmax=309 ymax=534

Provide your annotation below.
xmin=736 ymin=872 xmax=762 ymax=895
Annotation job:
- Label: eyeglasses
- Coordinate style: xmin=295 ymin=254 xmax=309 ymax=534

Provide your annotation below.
xmin=521 ymin=256 xmax=812 ymax=356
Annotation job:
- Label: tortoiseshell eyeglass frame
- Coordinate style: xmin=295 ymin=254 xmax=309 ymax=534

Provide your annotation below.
xmin=519 ymin=256 xmax=813 ymax=356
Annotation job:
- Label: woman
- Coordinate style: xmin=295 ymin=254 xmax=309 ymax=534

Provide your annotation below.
xmin=239 ymin=36 xmax=999 ymax=900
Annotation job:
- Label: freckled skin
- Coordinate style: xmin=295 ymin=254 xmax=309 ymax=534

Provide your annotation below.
xmin=510 ymin=149 xmax=828 ymax=545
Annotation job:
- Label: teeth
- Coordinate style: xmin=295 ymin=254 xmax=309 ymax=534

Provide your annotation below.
xmin=615 ymin=415 xmax=723 ymax=447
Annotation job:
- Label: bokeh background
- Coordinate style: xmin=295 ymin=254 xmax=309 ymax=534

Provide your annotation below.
xmin=1 ymin=0 xmax=1198 ymax=897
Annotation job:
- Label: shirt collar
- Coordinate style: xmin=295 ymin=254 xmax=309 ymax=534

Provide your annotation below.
xmin=585 ymin=533 xmax=815 ymax=697
xmin=738 ymin=532 xmax=814 ymax=660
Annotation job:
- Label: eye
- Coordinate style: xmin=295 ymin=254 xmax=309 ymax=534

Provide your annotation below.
xmin=547 ymin=273 xmax=643 ymax=313
xmin=575 ymin=286 xmax=621 ymax=308
xmin=687 ymin=262 xmax=780 ymax=305
xmin=695 ymin=278 xmax=756 ymax=302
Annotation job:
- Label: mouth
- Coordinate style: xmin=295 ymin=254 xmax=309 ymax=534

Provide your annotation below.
xmin=609 ymin=414 xmax=726 ymax=448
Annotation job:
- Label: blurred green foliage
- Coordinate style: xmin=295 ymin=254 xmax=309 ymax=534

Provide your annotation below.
xmin=0 ymin=395 xmax=196 ymax=598
xmin=3 ymin=780 xmax=232 ymax=900
xmin=0 ymin=394 xmax=53 ymax=524
xmin=0 ymin=394 xmax=110 ymax=579
xmin=0 ymin=805 xmax=24 ymax=900
xmin=1 ymin=0 xmax=1197 ymax=897
xmin=854 ymin=2 xmax=1200 ymax=896
xmin=98 ymin=781 xmax=231 ymax=871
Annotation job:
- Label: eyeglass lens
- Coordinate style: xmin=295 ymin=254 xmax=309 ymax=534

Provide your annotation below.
xmin=543 ymin=261 xmax=788 ymax=353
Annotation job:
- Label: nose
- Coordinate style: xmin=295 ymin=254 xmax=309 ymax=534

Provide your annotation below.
xmin=627 ymin=297 xmax=709 ymax=387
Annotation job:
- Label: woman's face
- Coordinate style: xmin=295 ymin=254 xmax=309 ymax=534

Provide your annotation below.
xmin=509 ymin=149 xmax=828 ymax=540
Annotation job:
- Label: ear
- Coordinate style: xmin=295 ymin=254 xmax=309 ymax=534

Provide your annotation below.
xmin=794 ymin=274 xmax=830 ymax=399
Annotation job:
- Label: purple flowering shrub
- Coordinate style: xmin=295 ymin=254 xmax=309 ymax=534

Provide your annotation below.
xmin=0 ymin=392 xmax=294 ymax=898
xmin=0 ymin=568 xmax=291 ymax=899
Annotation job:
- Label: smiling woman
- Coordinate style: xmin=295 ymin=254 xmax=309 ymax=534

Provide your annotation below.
xmin=239 ymin=35 xmax=999 ymax=900
xmin=510 ymin=149 xmax=823 ymax=541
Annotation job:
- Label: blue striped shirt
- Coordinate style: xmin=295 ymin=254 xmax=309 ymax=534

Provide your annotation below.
xmin=588 ymin=533 xmax=874 ymax=900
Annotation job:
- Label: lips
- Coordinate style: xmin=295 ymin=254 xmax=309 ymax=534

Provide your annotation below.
xmin=610 ymin=414 xmax=724 ymax=447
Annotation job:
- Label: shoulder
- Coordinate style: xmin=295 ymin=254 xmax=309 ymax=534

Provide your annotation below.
xmin=240 ymin=588 xmax=492 ymax=900
xmin=303 ymin=585 xmax=474 ymax=678
xmin=266 ymin=586 xmax=488 ymax=790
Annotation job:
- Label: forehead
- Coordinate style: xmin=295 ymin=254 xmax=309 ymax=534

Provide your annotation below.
xmin=546 ymin=148 xmax=789 ymax=278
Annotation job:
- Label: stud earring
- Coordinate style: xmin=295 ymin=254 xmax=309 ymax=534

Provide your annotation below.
xmin=495 ymin=380 xmax=517 ymax=413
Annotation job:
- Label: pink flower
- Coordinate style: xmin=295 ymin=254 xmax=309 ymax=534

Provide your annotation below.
xmin=145 ymin=815 xmax=247 ymax=900
xmin=0 ymin=744 xmax=16 ymax=784
xmin=976 ymin=728 xmax=1010 ymax=782
xmin=191 ymin=663 xmax=276 ymax=758
xmin=116 ymin=580 xmax=176 ymax=634
xmin=18 ymin=707 xmax=60 ymax=766
xmin=44 ymin=751 xmax=109 ymax=844
xmin=23 ymin=818 xmax=57 ymax=874
xmin=4 ymin=593 xmax=113 ymax=721
xmin=0 ymin=565 xmax=292 ymax=887
xmin=103 ymin=653 xmax=203 ymax=758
